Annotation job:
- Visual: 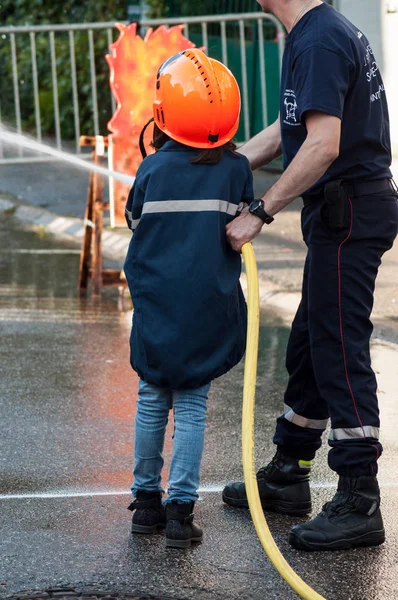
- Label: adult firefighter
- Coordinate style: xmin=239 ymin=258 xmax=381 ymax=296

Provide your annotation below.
xmin=223 ymin=0 xmax=398 ymax=551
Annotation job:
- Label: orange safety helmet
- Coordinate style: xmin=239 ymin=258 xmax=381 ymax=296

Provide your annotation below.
xmin=153 ymin=48 xmax=241 ymax=149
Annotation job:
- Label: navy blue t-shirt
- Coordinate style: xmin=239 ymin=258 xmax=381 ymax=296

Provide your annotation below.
xmin=280 ymin=2 xmax=392 ymax=195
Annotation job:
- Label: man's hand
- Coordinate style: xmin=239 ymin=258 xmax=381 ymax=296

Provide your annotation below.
xmin=226 ymin=212 xmax=263 ymax=253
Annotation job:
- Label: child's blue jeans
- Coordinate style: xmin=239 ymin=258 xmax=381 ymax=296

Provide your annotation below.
xmin=132 ymin=379 xmax=211 ymax=503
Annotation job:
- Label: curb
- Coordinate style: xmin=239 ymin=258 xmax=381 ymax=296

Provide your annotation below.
xmin=3 ymin=194 xmax=398 ymax=342
xmin=0 ymin=196 xmax=130 ymax=261
xmin=1 ymin=194 xmax=303 ymax=316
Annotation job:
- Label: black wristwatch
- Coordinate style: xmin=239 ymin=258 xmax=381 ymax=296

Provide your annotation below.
xmin=249 ymin=199 xmax=274 ymax=224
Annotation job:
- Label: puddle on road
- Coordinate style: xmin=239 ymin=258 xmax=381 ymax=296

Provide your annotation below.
xmin=0 ymin=214 xmax=291 ymax=498
xmin=0 ymin=214 xmax=131 ymax=318
xmin=1 ymin=210 xmax=398 ymax=600
xmin=0 ymin=216 xmax=80 ymax=298
xmin=0 ymin=213 xmax=396 ymax=495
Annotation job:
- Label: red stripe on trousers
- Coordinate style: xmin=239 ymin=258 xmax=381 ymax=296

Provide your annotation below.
xmin=337 ymin=198 xmax=367 ymax=439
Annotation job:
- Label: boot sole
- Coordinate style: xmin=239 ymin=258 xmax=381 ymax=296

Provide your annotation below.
xmin=289 ymin=529 xmax=386 ymax=552
xmin=222 ymin=492 xmax=311 ymax=517
xmin=165 ymin=535 xmax=203 ymax=549
xmin=131 ymin=523 xmax=165 ymax=534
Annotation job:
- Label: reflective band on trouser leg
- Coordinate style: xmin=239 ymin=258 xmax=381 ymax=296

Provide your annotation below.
xmin=329 ymin=426 xmax=380 ymax=441
xmin=283 ymin=403 xmax=329 ymax=430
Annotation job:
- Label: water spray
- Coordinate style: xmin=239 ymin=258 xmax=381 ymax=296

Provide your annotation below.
xmin=0 ymin=126 xmax=136 ymax=187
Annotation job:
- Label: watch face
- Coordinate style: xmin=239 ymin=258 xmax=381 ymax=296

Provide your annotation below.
xmin=252 ymin=200 xmax=263 ymax=212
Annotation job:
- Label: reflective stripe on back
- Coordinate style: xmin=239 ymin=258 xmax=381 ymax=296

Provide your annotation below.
xmin=142 ymin=199 xmax=239 ymax=217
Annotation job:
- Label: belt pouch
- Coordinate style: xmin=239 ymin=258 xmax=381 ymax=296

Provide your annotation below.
xmin=322 ymin=180 xmax=350 ymax=230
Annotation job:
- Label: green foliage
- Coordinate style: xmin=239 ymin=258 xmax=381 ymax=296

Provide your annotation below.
xmin=0 ymin=1 xmax=127 ymax=139
xmin=0 ymin=1 xmax=127 ymax=27
xmin=145 ymin=0 xmax=258 ymax=19
xmin=145 ymin=0 xmax=168 ymax=19
xmin=166 ymin=0 xmax=258 ymax=17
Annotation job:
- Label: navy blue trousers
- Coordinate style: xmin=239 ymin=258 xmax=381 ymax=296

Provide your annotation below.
xmin=273 ymin=189 xmax=398 ymax=476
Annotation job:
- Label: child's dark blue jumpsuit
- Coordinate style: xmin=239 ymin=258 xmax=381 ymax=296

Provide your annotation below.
xmin=273 ymin=3 xmax=398 ymax=476
xmin=124 ymin=140 xmax=252 ymax=501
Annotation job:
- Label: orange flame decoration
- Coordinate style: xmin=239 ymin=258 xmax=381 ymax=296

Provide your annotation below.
xmin=106 ymin=23 xmax=196 ymax=227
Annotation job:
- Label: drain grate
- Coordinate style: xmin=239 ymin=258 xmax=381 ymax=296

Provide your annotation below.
xmin=6 ymin=590 xmax=183 ymax=600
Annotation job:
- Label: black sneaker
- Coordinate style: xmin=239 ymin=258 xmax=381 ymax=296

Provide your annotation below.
xmin=128 ymin=491 xmax=166 ymax=534
xmin=222 ymin=451 xmax=312 ymax=516
xmin=165 ymin=501 xmax=203 ymax=549
xmin=289 ymin=476 xmax=385 ymax=551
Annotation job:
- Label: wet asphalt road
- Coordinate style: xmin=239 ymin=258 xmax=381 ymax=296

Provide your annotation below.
xmin=1 ymin=215 xmax=398 ymax=600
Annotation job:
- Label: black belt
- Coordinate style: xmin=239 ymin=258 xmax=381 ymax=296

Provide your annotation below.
xmin=303 ymin=178 xmax=396 ymax=206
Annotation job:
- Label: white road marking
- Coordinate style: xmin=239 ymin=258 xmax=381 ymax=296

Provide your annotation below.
xmin=0 ymin=490 xmax=131 ymax=500
xmin=0 ymin=249 xmax=81 ymax=254
xmin=0 ymin=486 xmax=224 ymax=501
xmin=0 ymin=308 xmax=123 ymax=324
xmin=1 ymin=481 xmax=397 ymax=501
xmin=310 ymin=481 xmax=398 ymax=489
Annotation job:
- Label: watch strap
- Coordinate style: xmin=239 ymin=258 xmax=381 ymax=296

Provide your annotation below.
xmin=249 ymin=199 xmax=274 ymax=224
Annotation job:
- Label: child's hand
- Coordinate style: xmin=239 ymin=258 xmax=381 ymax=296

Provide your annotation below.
xmin=226 ymin=212 xmax=264 ymax=253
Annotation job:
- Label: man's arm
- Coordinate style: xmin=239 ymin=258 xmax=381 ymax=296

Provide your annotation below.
xmin=227 ymin=111 xmax=341 ymax=252
xmin=239 ymin=117 xmax=282 ymax=170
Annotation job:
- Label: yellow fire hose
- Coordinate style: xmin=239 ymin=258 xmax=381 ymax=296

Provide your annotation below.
xmin=241 ymin=242 xmax=326 ymax=600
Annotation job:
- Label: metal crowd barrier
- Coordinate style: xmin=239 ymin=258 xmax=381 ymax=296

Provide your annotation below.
xmin=0 ymin=13 xmax=285 ymax=163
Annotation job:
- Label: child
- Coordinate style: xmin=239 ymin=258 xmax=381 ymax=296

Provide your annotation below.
xmin=124 ymin=49 xmax=253 ymax=549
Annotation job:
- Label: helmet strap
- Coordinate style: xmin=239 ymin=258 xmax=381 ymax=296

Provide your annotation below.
xmin=139 ymin=117 xmax=155 ymax=159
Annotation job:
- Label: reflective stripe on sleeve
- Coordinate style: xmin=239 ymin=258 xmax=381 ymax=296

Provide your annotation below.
xmin=329 ymin=426 xmax=380 ymax=441
xmin=283 ymin=404 xmax=329 ymax=430
xmin=125 ymin=209 xmax=140 ymax=231
xmin=131 ymin=219 xmax=140 ymax=230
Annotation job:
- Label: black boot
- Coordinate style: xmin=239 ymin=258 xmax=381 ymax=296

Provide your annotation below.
xmin=165 ymin=501 xmax=203 ymax=549
xmin=222 ymin=450 xmax=312 ymax=516
xmin=128 ymin=491 xmax=166 ymax=534
xmin=289 ymin=476 xmax=385 ymax=551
